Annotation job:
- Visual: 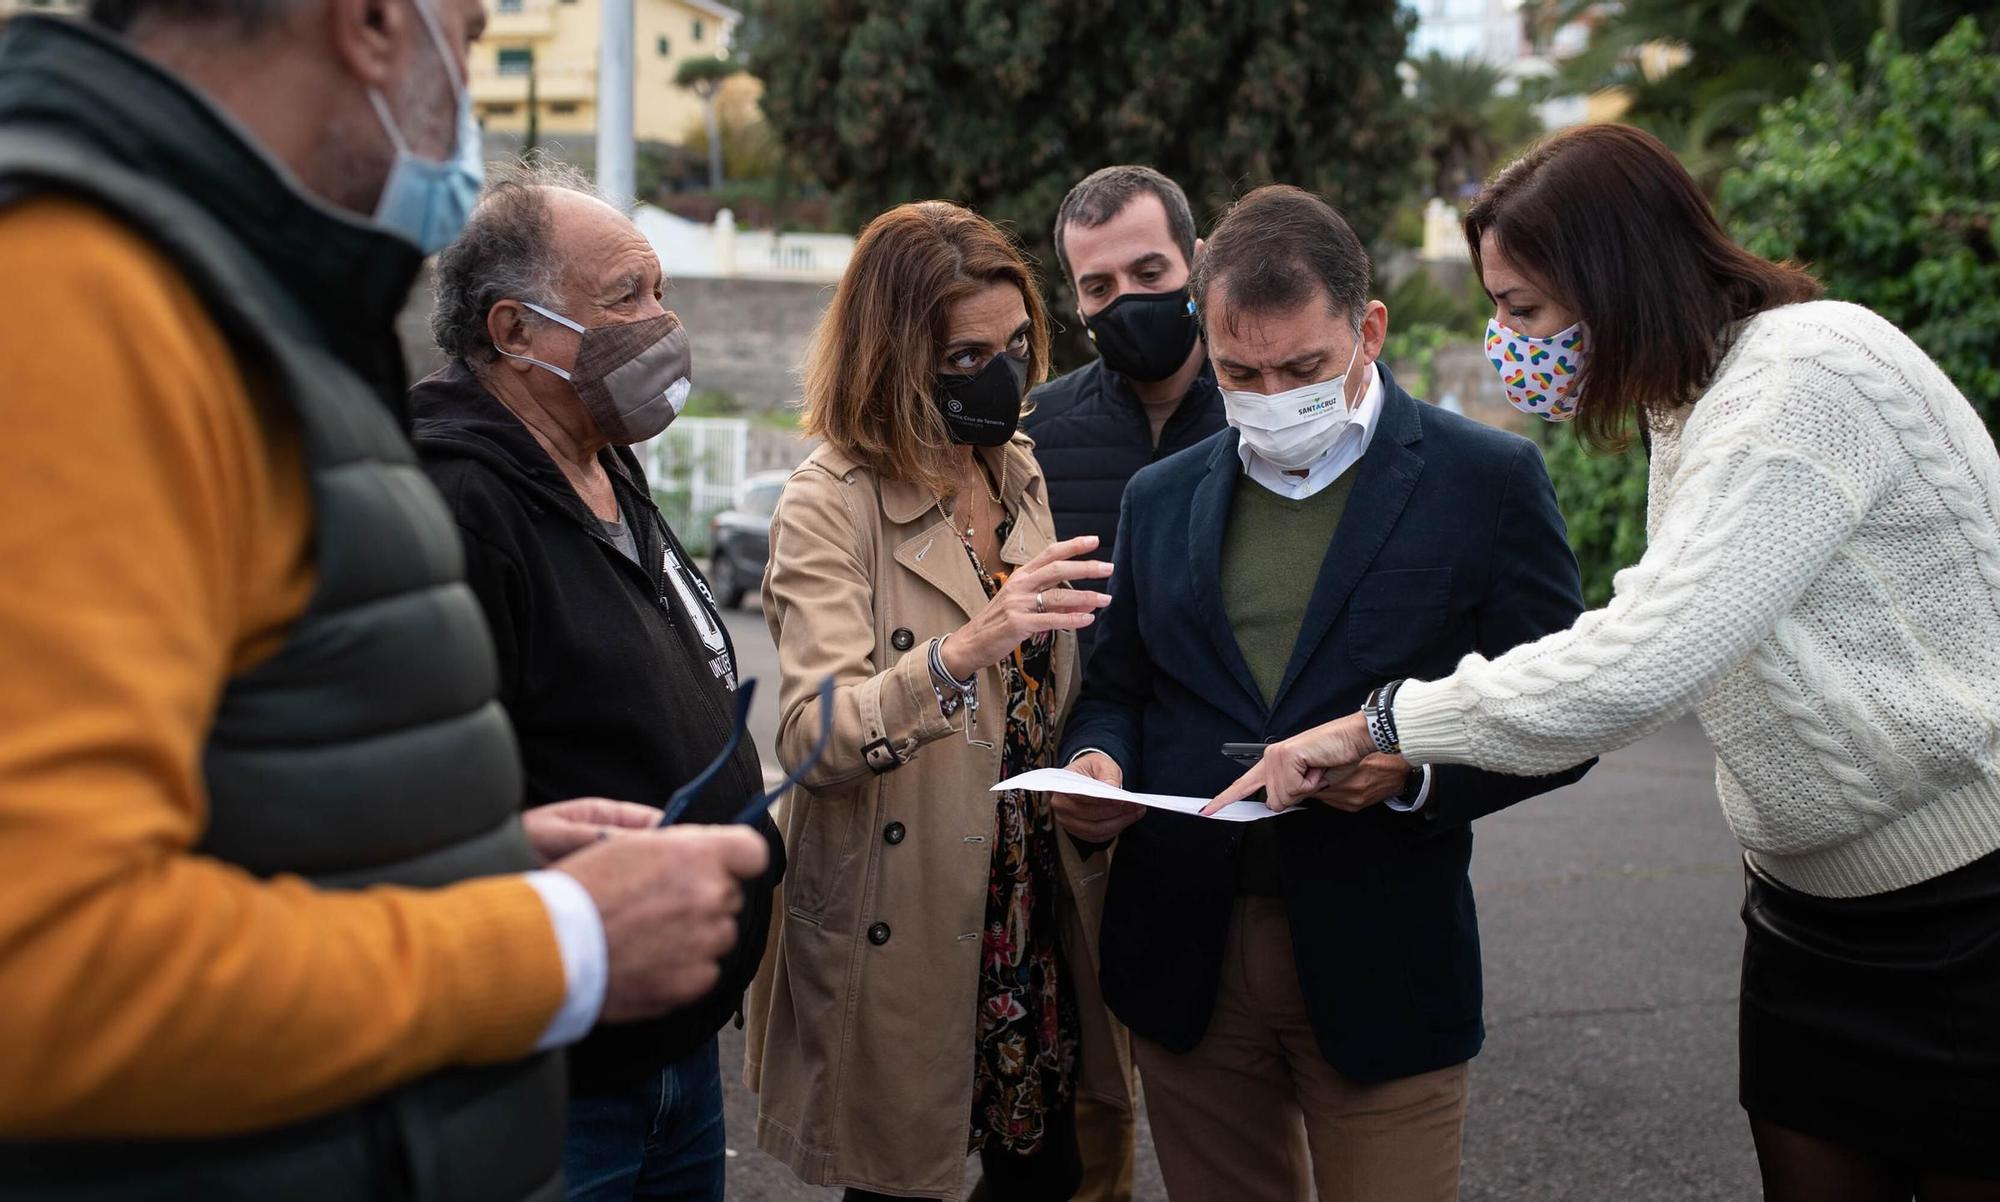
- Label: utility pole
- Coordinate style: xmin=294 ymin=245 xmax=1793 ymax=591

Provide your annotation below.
xmin=596 ymin=0 xmax=635 ymax=210
xmin=524 ymin=64 xmax=540 ymax=157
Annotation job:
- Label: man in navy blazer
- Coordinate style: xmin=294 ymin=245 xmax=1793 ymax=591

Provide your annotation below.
xmin=1054 ymin=186 xmax=1591 ymax=1202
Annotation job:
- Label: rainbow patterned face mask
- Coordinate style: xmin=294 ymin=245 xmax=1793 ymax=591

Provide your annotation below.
xmin=1486 ymin=318 xmax=1586 ymax=422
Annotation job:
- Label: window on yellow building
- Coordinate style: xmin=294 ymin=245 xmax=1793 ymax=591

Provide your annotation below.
xmin=657 ymin=35 xmax=671 ymax=56
xmin=496 ymin=0 xmax=521 ymax=12
xmin=692 ymin=17 xmax=704 ymax=41
xmin=497 ymin=47 xmax=534 ymax=76
xmin=488 ymin=104 xmax=520 ymax=115
xmin=551 ymin=103 xmax=580 ymax=115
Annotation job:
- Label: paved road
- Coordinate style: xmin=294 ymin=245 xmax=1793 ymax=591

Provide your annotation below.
xmin=718 ymin=606 xmax=1759 ymax=1200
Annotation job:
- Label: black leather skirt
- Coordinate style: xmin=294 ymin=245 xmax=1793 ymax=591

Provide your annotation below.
xmin=1739 ymin=847 xmax=2000 ymax=1178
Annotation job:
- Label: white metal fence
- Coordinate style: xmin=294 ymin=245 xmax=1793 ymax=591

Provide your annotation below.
xmin=636 ymin=417 xmax=749 ymax=555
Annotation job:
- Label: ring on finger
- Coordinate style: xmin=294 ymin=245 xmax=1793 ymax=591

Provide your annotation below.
xmin=1035 ymin=592 xmax=1046 ymax=613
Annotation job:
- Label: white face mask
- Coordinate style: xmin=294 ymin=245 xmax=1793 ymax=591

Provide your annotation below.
xmin=1220 ymin=335 xmax=1362 ymax=471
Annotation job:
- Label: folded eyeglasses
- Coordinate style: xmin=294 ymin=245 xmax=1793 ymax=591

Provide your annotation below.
xmin=658 ymin=674 xmax=835 ymax=827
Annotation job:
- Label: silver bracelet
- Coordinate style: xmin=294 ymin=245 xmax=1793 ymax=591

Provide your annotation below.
xmin=928 ymin=636 xmax=977 ymax=718
xmin=1364 ymin=681 xmax=1405 ymax=755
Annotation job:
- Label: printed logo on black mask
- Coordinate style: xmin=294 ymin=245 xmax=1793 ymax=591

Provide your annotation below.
xmin=934 ymin=353 xmax=1029 ymax=447
xmin=1083 ymin=289 xmax=1199 ymax=383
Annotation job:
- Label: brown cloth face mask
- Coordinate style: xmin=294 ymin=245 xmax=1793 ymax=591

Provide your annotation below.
xmin=498 ymin=301 xmax=694 ymax=444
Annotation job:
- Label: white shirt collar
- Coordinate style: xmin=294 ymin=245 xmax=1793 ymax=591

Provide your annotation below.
xmin=1236 ymin=362 xmax=1386 ymax=500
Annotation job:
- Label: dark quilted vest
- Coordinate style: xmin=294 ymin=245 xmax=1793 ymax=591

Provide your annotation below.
xmin=1024 ymin=357 xmax=1227 ymax=557
xmin=0 ymin=17 xmax=561 ymax=1201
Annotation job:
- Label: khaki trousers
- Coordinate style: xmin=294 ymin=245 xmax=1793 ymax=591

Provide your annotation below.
xmin=1073 ymin=1075 xmax=1137 ymax=1202
xmin=1134 ymin=897 xmax=1471 ymax=1202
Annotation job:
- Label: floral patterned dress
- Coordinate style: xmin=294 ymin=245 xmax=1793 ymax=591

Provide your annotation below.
xmin=962 ymin=514 xmax=1079 ymax=1157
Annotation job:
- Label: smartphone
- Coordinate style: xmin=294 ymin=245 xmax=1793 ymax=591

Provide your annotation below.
xmin=1220 ymin=742 xmax=1269 ymax=766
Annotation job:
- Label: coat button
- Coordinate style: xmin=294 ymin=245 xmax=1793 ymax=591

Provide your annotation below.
xmin=867 ymin=922 xmax=892 ymax=946
xmin=883 ymin=821 xmax=906 ymax=845
xmin=891 ymin=627 xmax=915 ymax=652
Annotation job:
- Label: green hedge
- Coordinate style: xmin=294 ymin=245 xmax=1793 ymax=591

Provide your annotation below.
xmin=1535 ymin=429 xmax=1649 ymax=609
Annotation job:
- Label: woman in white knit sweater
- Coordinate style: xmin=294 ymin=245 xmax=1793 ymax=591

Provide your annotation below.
xmin=1215 ymin=125 xmax=2000 ymax=1199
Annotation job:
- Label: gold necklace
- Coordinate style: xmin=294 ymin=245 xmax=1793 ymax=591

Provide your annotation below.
xmin=936 ymin=455 xmax=1007 ymax=540
xmin=975 ymin=453 xmax=1006 ymax=505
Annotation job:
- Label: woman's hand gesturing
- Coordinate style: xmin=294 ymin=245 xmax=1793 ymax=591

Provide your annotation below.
xmin=937 ymin=535 xmax=1113 ymax=679
xmin=1203 ymin=712 xmax=1386 ymax=814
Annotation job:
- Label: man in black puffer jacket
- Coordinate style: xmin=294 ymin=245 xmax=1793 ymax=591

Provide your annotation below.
xmin=1022 ymin=161 xmax=1228 ymax=1202
xmin=414 ymin=164 xmax=783 ymax=1202
xmin=1024 ymin=166 xmax=1227 ymax=623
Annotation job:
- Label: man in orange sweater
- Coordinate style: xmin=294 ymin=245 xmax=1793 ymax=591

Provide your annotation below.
xmin=0 ymin=0 xmax=766 ymax=1195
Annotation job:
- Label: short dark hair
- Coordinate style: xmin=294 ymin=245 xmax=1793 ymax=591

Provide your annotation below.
xmin=1466 ymin=123 xmax=1822 ymax=448
xmin=1190 ymin=185 xmax=1371 ymax=338
xmin=89 ymin=0 xmax=304 ymax=35
xmin=1052 ymin=165 xmax=1198 ymax=285
xmin=430 ymin=158 xmax=607 ymax=366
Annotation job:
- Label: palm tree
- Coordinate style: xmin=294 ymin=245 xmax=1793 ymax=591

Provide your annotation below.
xmin=1408 ymin=53 xmax=1542 ymax=199
xmin=674 ymin=55 xmax=741 ymax=191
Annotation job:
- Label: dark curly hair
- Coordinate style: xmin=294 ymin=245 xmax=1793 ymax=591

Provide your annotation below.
xmin=429 ymin=157 xmax=605 ymax=366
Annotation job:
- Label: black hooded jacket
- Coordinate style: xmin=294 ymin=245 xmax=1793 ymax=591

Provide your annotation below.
xmin=411 ymin=361 xmax=783 ymax=1093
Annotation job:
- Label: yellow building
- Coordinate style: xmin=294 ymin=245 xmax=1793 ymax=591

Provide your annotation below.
xmin=469 ymin=0 xmax=741 ymax=144
xmin=0 ymin=0 xmax=83 ymax=17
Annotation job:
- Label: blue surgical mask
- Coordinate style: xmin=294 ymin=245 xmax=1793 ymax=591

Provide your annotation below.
xmin=368 ymin=0 xmax=482 ymax=254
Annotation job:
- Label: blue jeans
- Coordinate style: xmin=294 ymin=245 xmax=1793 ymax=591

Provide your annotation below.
xmin=563 ymin=1036 xmax=726 ymax=1202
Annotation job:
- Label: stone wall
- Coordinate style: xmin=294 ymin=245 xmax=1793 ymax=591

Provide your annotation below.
xmin=1431 ymin=341 xmax=1528 ymax=433
xmin=665 ymin=275 xmax=831 ymax=411
xmin=398 ymin=263 xmax=448 ymax=381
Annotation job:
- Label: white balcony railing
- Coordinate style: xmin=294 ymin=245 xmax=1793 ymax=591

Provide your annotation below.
xmin=469 ymin=61 xmax=597 ymax=105
xmin=485 ymin=0 xmax=557 ymax=38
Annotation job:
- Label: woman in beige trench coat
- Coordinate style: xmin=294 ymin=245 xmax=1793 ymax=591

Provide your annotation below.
xmin=745 ymin=201 xmax=1137 ymax=1202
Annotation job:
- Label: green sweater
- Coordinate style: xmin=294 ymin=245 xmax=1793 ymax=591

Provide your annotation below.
xmin=1219 ymin=471 xmax=1357 ymax=707
xmin=1218 ymin=470 xmax=1355 ymax=895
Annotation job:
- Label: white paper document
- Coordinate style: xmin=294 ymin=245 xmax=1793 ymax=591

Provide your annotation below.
xmin=993 ymin=767 xmax=1299 ymax=823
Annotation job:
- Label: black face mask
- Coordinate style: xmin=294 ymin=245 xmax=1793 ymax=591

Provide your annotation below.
xmin=935 ymin=352 xmax=1029 ymax=446
xmin=1083 ymin=289 xmax=1200 ymax=383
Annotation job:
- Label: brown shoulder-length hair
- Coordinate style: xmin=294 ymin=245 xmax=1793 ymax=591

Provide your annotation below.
xmin=800 ymin=200 xmax=1051 ymax=496
xmin=1465 ymin=123 xmax=1821 ymax=447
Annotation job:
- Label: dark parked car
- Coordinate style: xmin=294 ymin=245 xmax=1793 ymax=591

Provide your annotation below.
xmin=707 ymin=470 xmax=790 ymax=608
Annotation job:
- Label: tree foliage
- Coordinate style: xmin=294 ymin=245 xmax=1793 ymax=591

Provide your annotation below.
xmin=1559 ymin=0 xmax=1996 ymax=184
xmin=673 ymin=54 xmax=742 ymax=94
xmin=1407 ymin=53 xmax=1541 ymax=200
xmin=1723 ymin=18 xmax=2000 ymax=434
xmin=743 ymin=0 xmax=1421 ymax=363
xmin=1536 ymin=431 xmax=1650 ymax=609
